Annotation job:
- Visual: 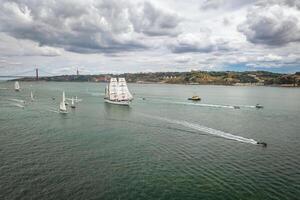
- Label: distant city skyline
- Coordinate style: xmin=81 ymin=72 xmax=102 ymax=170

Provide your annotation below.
xmin=0 ymin=0 xmax=300 ymax=75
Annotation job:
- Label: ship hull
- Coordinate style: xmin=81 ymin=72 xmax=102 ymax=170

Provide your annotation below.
xmin=59 ymin=110 xmax=68 ymax=114
xmin=105 ymin=99 xmax=130 ymax=106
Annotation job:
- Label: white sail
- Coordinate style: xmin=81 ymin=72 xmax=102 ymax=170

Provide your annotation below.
xmin=117 ymin=78 xmax=128 ymax=101
xmin=60 ymin=101 xmax=67 ymax=111
xmin=104 ymin=77 xmax=132 ymax=106
xmin=71 ymin=97 xmax=76 ymax=108
xmin=118 ymin=78 xmax=133 ymax=100
xmin=14 ymin=81 xmax=20 ymax=91
xmin=62 ymin=91 xmax=66 ymax=102
xmin=109 ymin=78 xmax=118 ymax=100
xmin=30 ymin=91 xmax=34 ymax=101
xmin=60 ymin=91 xmax=67 ymax=112
xmin=105 ymin=85 xmax=109 ymax=99
xmin=72 ymin=96 xmax=82 ymax=102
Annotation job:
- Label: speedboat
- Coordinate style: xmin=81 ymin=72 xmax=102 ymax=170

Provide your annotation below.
xmin=188 ymin=96 xmax=201 ymax=101
xmin=257 ymin=142 xmax=267 ymax=147
xmin=255 ymin=104 xmax=264 ymax=109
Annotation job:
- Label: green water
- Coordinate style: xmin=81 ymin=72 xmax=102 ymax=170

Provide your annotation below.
xmin=1 ymin=82 xmax=300 ymax=200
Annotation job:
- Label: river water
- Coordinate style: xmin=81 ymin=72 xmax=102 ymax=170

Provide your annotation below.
xmin=1 ymin=81 xmax=299 ymax=199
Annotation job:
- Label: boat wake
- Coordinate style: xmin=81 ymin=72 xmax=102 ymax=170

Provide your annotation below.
xmin=141 ymin=114 xmax=257 ymax=145
xmin=9 ymin=98 xmax=26 ymax=104
xmin=46 ymin=109 xmax=59 ymax=113
xmin=10 ymin=103 xmax=24 ymax=108
xmin=44 ymin=106 xmax=60 ymax=113
xmin=172 ymin=101 xmax=235 ymax=109
xmin=238 ymin=105 xmax=256 ymax=108
xmin=148 ymin=99 xmax=259 ymax=110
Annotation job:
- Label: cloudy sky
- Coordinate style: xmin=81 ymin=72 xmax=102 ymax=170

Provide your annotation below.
xmin=0 ymin=0 xmax=300 ymax=76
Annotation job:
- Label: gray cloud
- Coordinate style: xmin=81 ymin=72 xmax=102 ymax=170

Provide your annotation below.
xmin=0 ymin=0 xmax=181 ymax=54
xmin=238 ymin=2 xmax=300 ymax=46
xmin=200 ymin=0 xmax=224 ymax=10
xmin=130 ymin=2 xmax=181 ymax=36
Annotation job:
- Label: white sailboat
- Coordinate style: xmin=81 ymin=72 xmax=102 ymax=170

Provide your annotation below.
xmin=59 ymin=91 xmax=68 ymax=113
xmin=14 ymin=81 xmax=20 ymax=91
xmin=104 ymin=77 xmax=132 ymax=106
xmin=75 ymin=96 xmax=82 ymax=102
xmin=30 ymin=91 xmax=34 ymax=101
xmin=71 ymin=97 xmax=76 ymax=108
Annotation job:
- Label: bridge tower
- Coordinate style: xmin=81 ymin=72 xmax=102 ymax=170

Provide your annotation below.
xmin=76 ymin=68 xmax=79 ymax=76
xmin=36 ymin=68 xmax=39 ymax=81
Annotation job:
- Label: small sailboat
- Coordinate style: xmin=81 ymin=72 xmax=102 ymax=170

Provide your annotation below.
xmin=71 ymin=97 xmax=76 ymax=108
xmin=30 ymin=91 xmax=34 ymax=101
xmin=59 ymin=91 xmax=68 ymax=114
xmin=104 ymin=77 xmax=133 ymax=106
xmin=75 ymin=96 xmax=82 ymax=102
xmin=14 ymin=81 xmax=20 ymax=91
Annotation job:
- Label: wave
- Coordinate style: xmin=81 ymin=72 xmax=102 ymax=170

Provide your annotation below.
xmin=9 ymin=98 xmax=26 ymax=104
xmin=141 ymin=114 xmax=257 ymax=145
xmin=46 ymin=109 xmax=59 ymax=113
xmin=238 ymin=105 xmax=256 ymax=108
xmin=88 ymin=92 xmax=104 ymax=96
xmin=172 ymin=101 xmax=235 ymax=109
xmin=155 ymin=99 xmax=258 ymax=110
xmin=11 ymin=103 xmax=24 ymax=108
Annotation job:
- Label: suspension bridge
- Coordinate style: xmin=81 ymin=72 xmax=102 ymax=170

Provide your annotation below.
xmin=0 ymin=68 xmax=79 ymax=80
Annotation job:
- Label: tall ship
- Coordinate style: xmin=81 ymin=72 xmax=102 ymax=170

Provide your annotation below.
xmin=105 ymin=77 xmax=133 ymax=106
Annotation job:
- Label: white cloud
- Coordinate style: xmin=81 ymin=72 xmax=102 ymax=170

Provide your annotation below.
xmin=257 ymin=54 xmax=283 ymax=62
xmin=174 ymin=55 xmax=192 ymax=63
xmin=0 ymin=33 xmax=62 ymax=57
xmin=238 ymin=3 xmax=300 ymax=46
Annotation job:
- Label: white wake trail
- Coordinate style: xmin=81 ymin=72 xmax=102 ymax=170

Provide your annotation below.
xmin=172 ymin=101 xmax=235 ymax=109
xmin=46 ymin=109 xmax=59 ymax=113
xmin=11 ymin=103 xmax=24 ymax=108
xmin=142 ymin=114 xmax=257 ymax=145
xmin=44 ymin=106 xmax=60 ymax=113
xmin=9 ymin=98 xmax=26 ymax=104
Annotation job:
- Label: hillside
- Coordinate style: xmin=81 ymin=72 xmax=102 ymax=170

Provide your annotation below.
xmin=18 ymin=71 xmax=300 ymax=86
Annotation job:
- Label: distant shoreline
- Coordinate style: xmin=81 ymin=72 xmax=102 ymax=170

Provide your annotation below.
xmin=8 ymin=70 xmax=300 ymax=87
xmin=5 ymin=80 xmax=300 ymax=88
